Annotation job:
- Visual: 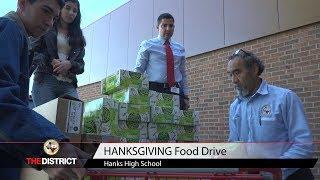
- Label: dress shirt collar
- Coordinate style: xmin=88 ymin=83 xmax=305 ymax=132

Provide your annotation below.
xmin=237 ymin=78 xmax=269 ymax=101
xmin=157 ymin=35 xmax=172 ymax=45
xmin=256 ymin=79 xmax=269 ymax=95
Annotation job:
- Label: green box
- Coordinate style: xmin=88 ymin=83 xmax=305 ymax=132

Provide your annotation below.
xmin=112 ymin=87 xmax=149 ymax=105
xmin=118 ymin=103 xmax=150 ymax=122
xmin=115 ymin=121 xmax=148 ymax=141
xmin=119 ymin=138 xmax=148 ymax=143
xmin=176 ymin=125 xmax=199 ymax=142
xmin=148 ymin=123 xmax=177 ymax=141
xmin=101 ymin=69 xmax=148 ymax=95
xmin=149 ymin=90 xmax=180 ymax=109
xmin=101 ymin=120 xmax=148 ymax=139
xmin=147 ymin=138 xmax=176 ymax=143
xmin=150 ymin=106 xmax=179 ymax=124
xmin=83 ymin=97 xmax=118 ymax=134
xmin=175 ymin=110 xmax=200 ymax=126
xmin=99 ymin=121 xmax=116 ymax=135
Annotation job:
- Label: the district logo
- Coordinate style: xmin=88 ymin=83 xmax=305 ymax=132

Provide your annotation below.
xmin=43 ymin=139 xmax=59 ymax=156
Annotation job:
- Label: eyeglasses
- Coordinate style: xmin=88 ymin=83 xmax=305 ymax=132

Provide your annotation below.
xmin=234 ymin=49 xmax=250 ymax=56
xmin=228 ymin=49 xmax=251 ymax=60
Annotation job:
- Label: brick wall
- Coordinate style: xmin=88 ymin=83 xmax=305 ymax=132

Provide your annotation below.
xmin=78 ymin=82 xmax=103 ymax=101
xmin=78 ymin=22 xmax=320 ymax=178
xmin=186 ymin=22 xmax=320 ymax=178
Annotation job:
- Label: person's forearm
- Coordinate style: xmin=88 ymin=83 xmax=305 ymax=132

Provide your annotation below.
xmin=280 ymin=143 xmax=314 ymax=159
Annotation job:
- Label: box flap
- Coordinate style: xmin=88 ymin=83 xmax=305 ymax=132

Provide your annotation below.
xmin=33 ymin=99 xmax=58 ymax=124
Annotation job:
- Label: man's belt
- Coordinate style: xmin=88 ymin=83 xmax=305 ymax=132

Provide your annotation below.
xmin=149 ymin=81 xmax=189 ymax=100
xmin=149 ymin=81 xmax=180 ymax=90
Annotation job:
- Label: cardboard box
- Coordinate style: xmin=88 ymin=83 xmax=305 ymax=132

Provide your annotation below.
xmin=83 ymin=97 xmax=118 ymax=134
xmin=148 ymin=123 xmax=177 ymax=141
xmin=118 ymin=121 xmax=148 ymax=139
xmin=149 ymin=90 xmax=180 ymax=109
xmin=150 ymin=106 xmax=180 ymax=124
xmin=148 ymin=140 xmax=177 ymax=143
xmin=33 ymin=95 xmax=83 ymax=134
xmin=175 ymin=110 xmax=200 ymax=126
xmin=84 ymin=99 xmax=148 ymax=139
xmin=118 ymin=103 xmax=150 ymax=122
xmin=100 ymin=120 xmax=148 ymax=140
xmin=176 ymin=125 xmax=200 ymax=142
xmin=112 ymin=87 xmax=149 ymax=105
xmin=119 ymin=137 xmax=148 ymax=143
xmin=101 ymin=69 xmax=149 ymax=95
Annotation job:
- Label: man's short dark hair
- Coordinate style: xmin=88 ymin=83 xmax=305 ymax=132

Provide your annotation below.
xmin=28 ymin=0 xmax=65 ymax=8
xmin=157 ymin=13 xmax=174 ymax=26
xmin=228 ymin=49 xmax=265 ymax=76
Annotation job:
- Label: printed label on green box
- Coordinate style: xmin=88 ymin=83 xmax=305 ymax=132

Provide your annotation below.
xmin=150 ymin=106 xmax=178 ymax=124
xmin=118 ymin=103 xmax=150 ymax=122
xmin=83 ymin=97 xmax=118 ymax=134
xmin=176 ymin=125 xmax=199 ymax=141
xmin=101 ymin=69 xmax=148 ymax=95
xmin=175 ymin=110 xmax=200 ymax=126
xmin=149 ymin=90 xmax=180 ymax=109
xmin=113 ymin=87 xmax=149 ymax=105
xmin=117 ymin=121 xmax=148 ymax=139
xmin=148 ymin=123 xmax=177 ymax=141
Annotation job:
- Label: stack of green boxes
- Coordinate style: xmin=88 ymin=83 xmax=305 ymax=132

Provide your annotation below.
xmin=84 ymin=69 xmax=149 ymax=142
xmin=82 ymin=97 xmax=118 ymax=135
xmin=175 ymin=110 xmax=200 ymax=141
xmin=148 ymin=89 xmax=199 ymax=142
xmin=83 ymin=69 xmax=200 ymax=142
xmin=149 ymin=107 xmax=200 ymax=142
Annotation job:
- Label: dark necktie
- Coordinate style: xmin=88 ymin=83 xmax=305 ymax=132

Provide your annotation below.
xmin=165 ymin=41 xmax=175 ymax=87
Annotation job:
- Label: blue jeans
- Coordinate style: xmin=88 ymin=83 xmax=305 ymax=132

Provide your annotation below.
xmin=32 ymin=74 xmax=79 ymax=107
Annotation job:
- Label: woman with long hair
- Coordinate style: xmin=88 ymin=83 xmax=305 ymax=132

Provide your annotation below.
xmin=32 ymin=0 xmax=86 ymax=106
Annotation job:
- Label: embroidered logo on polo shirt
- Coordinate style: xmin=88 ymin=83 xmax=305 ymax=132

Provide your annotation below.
xmin=261 ymin=104 xmax=272 ymax=117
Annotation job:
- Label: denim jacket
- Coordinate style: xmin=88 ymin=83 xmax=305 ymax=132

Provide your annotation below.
xmin=0 ymin=12 xmax=66 ymax=179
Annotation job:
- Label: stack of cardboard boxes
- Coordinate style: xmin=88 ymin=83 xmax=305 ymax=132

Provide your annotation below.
xmin=22 ymin=69 xmax=200 ymax=179
xmin=30 ymin=69 xmax=200 ymax=145
xmin=83 ymin=69 xmax=200 ymax=142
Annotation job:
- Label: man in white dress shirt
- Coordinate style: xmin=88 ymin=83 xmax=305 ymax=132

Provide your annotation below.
xmin=135 ymin=13 xmax=189 ymax=110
